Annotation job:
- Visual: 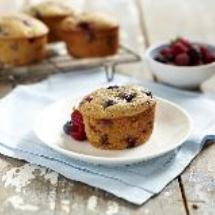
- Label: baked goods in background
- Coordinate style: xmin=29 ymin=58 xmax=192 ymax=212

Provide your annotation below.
xmin=64 ymin=85 xmax=156 ymax=150
xmin=26 ymin=1 xmax=76 ymax=43
xmin=0 ymin=6 xmax=120 ymax=66
xmin=60 ymin=13 xmax=119 ymax=58
xmin=0 ymin=14 xmax=48 ymax=66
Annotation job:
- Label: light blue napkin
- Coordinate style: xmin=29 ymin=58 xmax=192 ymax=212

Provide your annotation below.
xmin=0 ymin=69 xmax=214 ymax=205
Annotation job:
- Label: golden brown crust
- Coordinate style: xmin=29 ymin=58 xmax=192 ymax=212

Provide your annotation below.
xmin=26 ymin=1 xmax=76 ymax=42
xmin=26 ymin=1 xmax=75 ymax=18
xmin=60 ymin=12 xmax=119 ymax=57
xmin=0 ymin=36 xmax=47 ymax=66
xmin=0 ymin=14 xmax=48 ymax=66
xmin=0 ymin=14 xmax=48 ymax=39
xmin=83 ymin=101 xmax=156 ymax=150
xmin=38 ymin=16 xmax=69 ymax=42
xmin=61 ymin=13 xmax=118 ymax=32
xmin=79 ymin=85 xmax=156 ymax=119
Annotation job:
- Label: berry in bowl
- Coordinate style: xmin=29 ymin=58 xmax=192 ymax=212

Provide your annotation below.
xmin=145 ymin=37 xmax=215 ymax=89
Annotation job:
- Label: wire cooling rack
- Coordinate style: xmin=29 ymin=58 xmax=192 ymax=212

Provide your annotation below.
xmin=0 ymin=43 xmax=141 ymax=83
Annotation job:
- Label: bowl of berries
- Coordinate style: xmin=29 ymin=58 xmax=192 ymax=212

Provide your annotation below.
xmin=145 ymin=37 xmax=215 ymax=89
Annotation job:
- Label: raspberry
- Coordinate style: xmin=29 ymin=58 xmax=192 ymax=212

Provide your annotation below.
xmin=174 ymin=53 xmax=190 ymax=66
xmin=70 ymin=124 xmax=86 ymax=141
xmin=205 ymin=54 xmax=215 ymax=63
xmin=200 ymin=46 xmax=215 ymax=64
xmin=196 ymin=60 xmax=204 ymax=65
xmin=199 ymin=46 xmax=208 ymax=56
xmin=177 ymin=38 xmax=191 ymax=48
xmin=160 ymin=47 xmax=173 ymax=60
xmin=172 ymin=42 xmax=188 ymax=55
xmin=71 ymin=110 xmax=83 ymax=125
xmin=70 ymin=110 xmax=86 ymax=141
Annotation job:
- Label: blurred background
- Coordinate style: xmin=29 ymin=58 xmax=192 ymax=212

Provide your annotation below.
xmin=0 ymin=0 xmax=149 ymax=79
xmin=1 ymin=0 xmax=215 ymax=86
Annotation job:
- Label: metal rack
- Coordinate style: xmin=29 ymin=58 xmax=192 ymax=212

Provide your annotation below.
xmin=0 ymin=43 xmax=141 ymax=83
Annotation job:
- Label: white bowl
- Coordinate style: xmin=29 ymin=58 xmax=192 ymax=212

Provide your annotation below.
xmin=144 ymin=42 xmax=215 ymax=89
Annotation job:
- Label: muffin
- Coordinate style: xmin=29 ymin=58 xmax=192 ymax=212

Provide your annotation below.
xmin=60 ymin=13 xmax=119 ymax=58
xmin=78 ymin=85 xmax=156 ymax=150
xmin=27 ymin=1 xmax=76 ymax=42
xmin=0 ymin=14 xmax=48 ymax=66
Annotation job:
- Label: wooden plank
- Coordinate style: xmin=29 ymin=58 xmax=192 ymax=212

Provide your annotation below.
xmin=141 ymin=0 xmax=215 ymax=214
xmin=0 ymin=156 xmax=59 ymax=215
xmin=0 ymin=156 xmax=186 ymax=215
xmin=181 ymin=144 xmax=215 ymax=215
xmin=53 ymin=176 xmax=185 ymax=215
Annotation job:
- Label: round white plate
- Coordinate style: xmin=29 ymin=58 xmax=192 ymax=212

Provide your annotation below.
xmin=34 ymin=97 xmax=192 ymax=165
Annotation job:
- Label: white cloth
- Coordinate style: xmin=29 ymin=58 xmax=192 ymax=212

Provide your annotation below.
xmin=0 ymin=69 xmax=214 ymax=205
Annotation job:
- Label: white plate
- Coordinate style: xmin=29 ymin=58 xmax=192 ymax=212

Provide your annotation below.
xmin=34 ymin=97 xmax=192 ymax=165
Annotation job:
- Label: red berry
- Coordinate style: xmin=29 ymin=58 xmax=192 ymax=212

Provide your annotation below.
xmin=196 ymin=60 xmax=204 ymax=65
xmin=160 ymin=47 xmax=173 ymax=60
xmin=71 ymin=110 xmax=83 ymax=125
xmin=70 ymin=124 xmax=86 ymax=141
xmin=174 ymin=53 xmax=190 ymax=66
xmin=205 ymin=54 xmax=215 ymax=63
xmin=70 ymin=110 xmax=86 ymax=141
xmin=177 ymin=38 xmax=191 ymax=48
xmin=200 ymin=46 xmax=215 ymax=64
xmin=172 ymin=42 xmax=189 ymax=55
xmin=199 ymin=45 xmax=208 ymax=55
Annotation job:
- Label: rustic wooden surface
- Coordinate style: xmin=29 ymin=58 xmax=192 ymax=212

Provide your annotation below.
xmin=0 ymin=0 xmax=214 ymax=214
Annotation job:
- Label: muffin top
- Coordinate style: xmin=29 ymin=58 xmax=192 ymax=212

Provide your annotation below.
xmin=79 ymin=85 xmax=156 ymax=119
xmin=61 ymin=12 xmax=118 ymax=32
xmin=27 ymin=1 xmax=75 ymax=18
xmin=0 ymin=14 xmax=48 ymax=39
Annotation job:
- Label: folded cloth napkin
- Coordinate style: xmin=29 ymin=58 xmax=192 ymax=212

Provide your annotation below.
xmin=0 ymin=69 xmax=215 ymax=205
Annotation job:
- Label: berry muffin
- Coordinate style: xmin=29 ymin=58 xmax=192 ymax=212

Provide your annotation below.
xmin=0 ymin=14 xmax=48 ymax=66
xmin=60 ymin=13 xmax=119 ymax=58
xmin=26 ymin=1 xmax=76 ymax=42
xmin=78 ymin=85 xmax=156 ymax=150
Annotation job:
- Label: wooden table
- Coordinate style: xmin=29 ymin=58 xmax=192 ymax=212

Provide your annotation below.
xmin=0 ymin=0 xmax=215 ymax=214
